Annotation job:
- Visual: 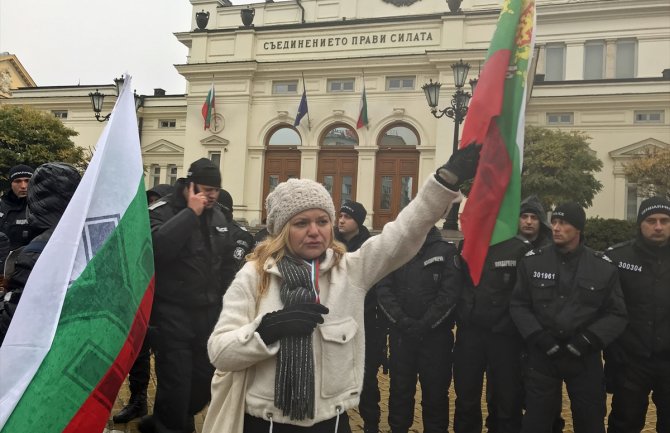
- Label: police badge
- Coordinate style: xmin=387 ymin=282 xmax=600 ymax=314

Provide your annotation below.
xmin=382 ymin=0 xmax=422 ymax=6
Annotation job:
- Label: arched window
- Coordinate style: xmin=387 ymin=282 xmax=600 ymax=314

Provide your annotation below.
xmin=379 ymin=123 xmax=420 ymax=148
xmin=267 ymin=125 xmax=302 ymax=147
xmin=321 ymin=124 xmax=359 ymax=147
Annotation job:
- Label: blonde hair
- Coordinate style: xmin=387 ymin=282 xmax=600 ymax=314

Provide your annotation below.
xmin=248 ymin=219 xmax=346 ymax=305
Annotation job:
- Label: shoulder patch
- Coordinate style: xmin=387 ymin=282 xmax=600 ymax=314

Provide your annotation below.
xmin=525 ymin=249 xmax=538 ymax=257
xmin=605 ymin=239 xmax=634 ymax=251
xmin=148 ymin=199 xmax=168 ymax=211
xmin=594 ymin=251 xmax=613 ymax=263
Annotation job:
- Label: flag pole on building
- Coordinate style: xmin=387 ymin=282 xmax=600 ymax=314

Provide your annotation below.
xmin=294 ymin=72 xmax=310 ymax=130
xmin=357 ymin=70 xmax=369 ymax=130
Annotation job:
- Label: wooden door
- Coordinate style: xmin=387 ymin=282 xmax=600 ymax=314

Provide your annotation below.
xmin=262 ymin=149 xmax=301 ymax=220
xmin=373 ymin=150 xmax=419 ymax=229
xmin=317 ymin=149 xmax=358 ymax=209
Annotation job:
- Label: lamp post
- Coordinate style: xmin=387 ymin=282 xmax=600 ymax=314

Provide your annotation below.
xmin=422 ymin=59 xmax=477 ymax=231
xmin=89 ymin=75 xmax=144 ymax=122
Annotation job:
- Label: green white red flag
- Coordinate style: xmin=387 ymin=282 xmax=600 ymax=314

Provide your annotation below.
xmin=356 ymin=85 xmax=368 ymax=129
xmin=202 ymin=83 xmax=216 ymax=130
xmin=0 ymin=75 xmax=154 ymax=432
xmin=459 ymin=0 xmax=536 ymax=285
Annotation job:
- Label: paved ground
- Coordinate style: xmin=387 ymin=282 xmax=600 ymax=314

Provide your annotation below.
xmin=106 ymin=363 xmax=657 ymax=433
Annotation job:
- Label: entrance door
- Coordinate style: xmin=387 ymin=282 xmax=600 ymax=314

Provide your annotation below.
xmin=373 ymin=150 xmax=419 ymax=229
xmin=317 ymin=149 xmax=358 ymax=209
xmin=262 ymin=149 xmax=301 ymax=220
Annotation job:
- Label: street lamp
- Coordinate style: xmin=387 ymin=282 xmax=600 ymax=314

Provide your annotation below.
xmin=422 ymin=59 xmax=477 ymax=231
xmin=89 ymin=75 xmax=144 ymax=122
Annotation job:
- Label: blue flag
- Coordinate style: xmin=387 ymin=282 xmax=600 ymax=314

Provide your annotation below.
xmin=294 ymin=90 xmax=308 ymax=127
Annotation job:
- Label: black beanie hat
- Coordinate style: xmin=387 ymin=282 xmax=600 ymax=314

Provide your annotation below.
xmin=218 ymin=189 xmax=233 ymax=213
xmin=340 ymin=200 xmax=367 ymax=228
xmin=551 ymin=202 xmax=586 ymax=232
xmin=8 ymin=164 xmax=34 ymax=182
xmin=637 ymin=196 xmax=670 ymax=224
xmin=187 ymin=158 xmax=221 ymax=188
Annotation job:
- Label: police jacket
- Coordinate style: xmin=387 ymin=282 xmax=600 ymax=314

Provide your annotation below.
xmin=149 ymin=179 xmax=238 ymax=310
xmin=377 ymin=227 xmax=462 ymax=333
xmin=457 ymin=235 xmax=534 ymax=335
xmin=0 ymin=191 xmax=32 ymax=252
xmin=606 ymin=237 xmax=670 ymax=358
xmin=336 ymin=226 xmax=378 ymax=318
xmin=510 ymin=243 xmax=627 ymax=347
xmin=217 ymin=215 xmax=254 ymax=290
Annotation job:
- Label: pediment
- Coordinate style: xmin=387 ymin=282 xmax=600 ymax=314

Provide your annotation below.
xmin=200 ymin=135 xmax=230 ymax=147
xmin=142 ymin=139 xmax=184 ymax=154
xmin=609 ymin=138 xmax=669 ymax=159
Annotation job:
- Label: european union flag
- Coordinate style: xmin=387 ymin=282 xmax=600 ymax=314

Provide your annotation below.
xmin=294 ymin=90 xmax=308 ymax=127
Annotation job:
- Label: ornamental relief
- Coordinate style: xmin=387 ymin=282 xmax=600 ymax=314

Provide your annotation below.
xmin=382 ymin=0 xmax=422 ymax=6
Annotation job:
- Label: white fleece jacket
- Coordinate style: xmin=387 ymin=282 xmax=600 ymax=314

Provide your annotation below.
xmin=207 ymin=176 xmax=460 ymax=427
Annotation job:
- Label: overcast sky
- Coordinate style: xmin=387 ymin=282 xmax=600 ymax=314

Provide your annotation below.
xmin=0 ymin=0 xmax=287 ymax=95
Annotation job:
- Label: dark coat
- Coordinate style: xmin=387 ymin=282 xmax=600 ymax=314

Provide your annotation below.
xmin=606 ymin=237 xmax=670 ymax=358
xmin=0 ymin=190 xmax=32 ymax=251
xmin=377 ymin=227 xmax=462 ymax=334
xmin=510 ymin=243 xmax=628 ymax=347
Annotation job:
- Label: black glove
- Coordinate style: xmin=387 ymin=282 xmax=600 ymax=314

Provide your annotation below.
xmin=566 ymin=331 xmax=601 ymax=357
xmin=529 ymin=330 xmax=561 ymax=357
xmin=435 ymin=142 xmax=482 ymax=188
xmin=256 ymin=303 xmax=329 ymax=345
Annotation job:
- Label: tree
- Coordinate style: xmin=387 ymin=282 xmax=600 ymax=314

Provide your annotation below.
xmin=521 ymin=126 xmax=603 ymax=210
xmin=0 ymin=105 xmax=89 ymax=192
xmin=624 ymin=148 xmax=670 ymax=200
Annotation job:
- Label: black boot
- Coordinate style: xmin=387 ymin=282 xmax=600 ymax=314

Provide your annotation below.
xmin=113 ymin=390 xmax=148 ymax=423
xmin=364 ymin=426 xmax=380 ymax=433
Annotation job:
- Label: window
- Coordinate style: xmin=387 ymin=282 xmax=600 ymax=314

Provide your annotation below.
xmin=379 ymin=125 xmax=420 ymax=147
xmin=52 ymin=110 xmax=68 ymax=119
xmin=545 ymin=44 xmax=565 ymax=81
xmin=584 ymin=41 xmax=605 ymax=80
xmin=151 ymin=165 xmax=161 ymax=187
xmin=634 ymin=111 xmax=664 ymax=123
xmin=167 ymin=165 xmax=178 ymax=185
xmin=272 ymin=81 xmax=298 ymax=94
xmin=616 ymin=39 xmax=636 ymax=79
xmin=322 ymin=125 xmax=358 ymax=146
xmin=386 ymin=76 xmax=415 ymax=91
xmin=209 ymin=151 xmax=221 ymax=167
xmin=159 ymin=119 xmax=177 ymax=128
xmin=327 ymin=78 xmax=355 ymax=92
xmin=268 ymin=126 xmax=301 ymax=146
xmin=546 ymin=112 xmax=574 ymax=125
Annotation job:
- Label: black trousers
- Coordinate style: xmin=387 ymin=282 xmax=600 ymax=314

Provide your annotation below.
xmin=152 ymin=337 xmax=214 ymax=433
xmin=521 ymin=350 xmax=606 ymax=433
xmin=453 ymin=325 xmax=524 ymax=433
xmin=607 ymin=355 xmax=670 ymax=433
xmin=128 ymin=336 xmax=151 ymax=395
xmin=359 ymin=311 xmax=385 ymax=431
xmin=387 ymin=326 xmax=453 ymax=433
xmin=243 ymin=412 xmax=352 ymax=433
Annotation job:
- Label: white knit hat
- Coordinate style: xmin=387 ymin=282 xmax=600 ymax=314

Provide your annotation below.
xmin=265 ymin=178 xmax=336 ymax=235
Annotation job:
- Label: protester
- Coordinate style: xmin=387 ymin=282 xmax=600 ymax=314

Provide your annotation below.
xmin=454 ymin=195 xmax=552 ymax=433
xmin=0 ymin=163 xmax=81 ymax=345
xmin=605 ymin=196 xmax=670 ymax=433
xmin=335 ymin=200 xmax=384 ymax=433
xmin=204 ymin=144 xmax=479 ymax=432
xmin=0 ymin=164 xmax=34 ymax=253
xmin=377 ymin=226 xmax=461 ymax=433
xmin=141 ymin=158 xmax=240 ymax=433
xmin=510 ymin=202 xmax=627 ymax=433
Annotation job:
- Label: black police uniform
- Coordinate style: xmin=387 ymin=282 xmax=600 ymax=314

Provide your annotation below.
xmin=148 ymin=179 xmax=240 ymax=433
xmin=336 ymin=225 xmax=383 ymax=433
xmin=377 ymin=227 xmax=462 ymax=433
xmin=605 ymin=237 xmax=670 ymax=433
xmin=454 ymin=235 xmax=533 ymax=433
xmin=0 ymin=190 xmax=32 ymax=253
xmin=510 ymin=243 xmax=627 ymax=433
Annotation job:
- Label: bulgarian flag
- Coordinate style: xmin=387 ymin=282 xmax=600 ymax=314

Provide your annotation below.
xmin=0 ymin=75 xmax=154 ymax=432
xmin=356 ymin=85 xmax=368 ymax=129
xmin=459 ymin=0 xmax=536 ymax=285
xmin=202 ymin=82 xmax=215 ymax=130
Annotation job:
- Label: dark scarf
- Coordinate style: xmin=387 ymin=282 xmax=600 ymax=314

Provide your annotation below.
xmin=275 ymin=255 xmax=318 ymax=420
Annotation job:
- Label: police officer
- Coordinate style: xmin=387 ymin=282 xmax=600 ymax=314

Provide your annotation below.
xmin=454 ymin=196 xmax=552 ymax=433
xmin=605 ymin=196 xmax=670 ymax=433
xmin=217 ymin=188 xmax=254 ymax=279
xmin=140 ymin=158 xmax=239 ymax=433
xmin=335 ymin=200 xmax=382 ymax=433
xmin=0 ymin=165 xmax=34 ymax=254
xmin=510 ymin=202 xmax=627 ymax=433
xmin=377 ymin=226 xmax=462 ymax=433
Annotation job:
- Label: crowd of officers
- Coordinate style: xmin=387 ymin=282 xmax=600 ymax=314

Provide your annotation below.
xmin=1 ymin=158 xmax=668 ymax=433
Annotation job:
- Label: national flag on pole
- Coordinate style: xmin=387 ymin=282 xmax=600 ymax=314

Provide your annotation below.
xmin=0 ymin=75 xmax=154 ymax=432
xmin=294 ymin=90 xmax=308 ymax=127
xmin=459 ymin=0 xmax=536 ymax=285
xmin=202 ymin=83 xmax=216 ymax=130
xmin=356 ymin=85 xmax=368 ymax=129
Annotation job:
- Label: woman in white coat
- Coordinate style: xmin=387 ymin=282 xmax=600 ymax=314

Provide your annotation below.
xmin=205 ymin=144 xmax=480 ymax=433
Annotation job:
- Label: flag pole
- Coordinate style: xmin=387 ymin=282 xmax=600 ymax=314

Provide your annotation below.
xmin=301 ymin=72 xmax=311 ymax=130
xmin=361 ymin=69 xmax=369 ymax=130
